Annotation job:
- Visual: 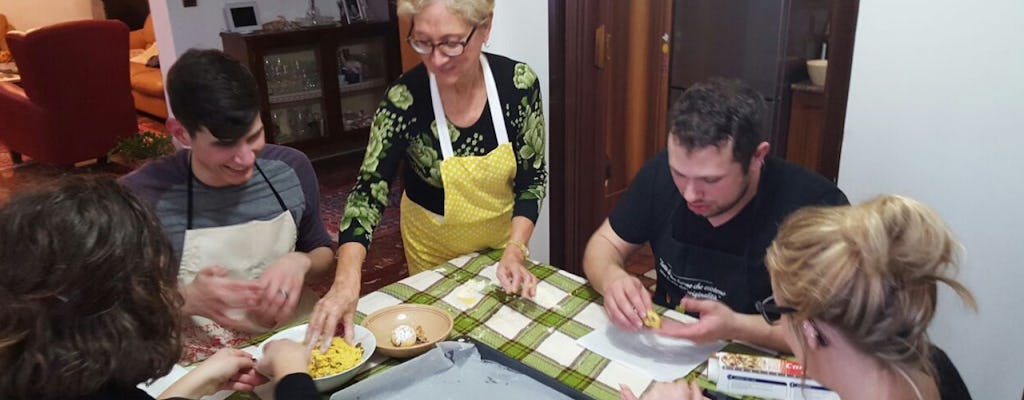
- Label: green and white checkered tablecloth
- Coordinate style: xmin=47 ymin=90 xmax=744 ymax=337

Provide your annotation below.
xmin=343 ymin=249 xmax=660 ymax=399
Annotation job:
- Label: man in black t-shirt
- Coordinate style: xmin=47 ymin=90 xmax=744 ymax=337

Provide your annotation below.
xmin=583 ymin=78 xmax=847 ymax=351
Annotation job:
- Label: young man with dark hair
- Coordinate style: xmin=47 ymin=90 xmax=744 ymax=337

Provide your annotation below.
xmin=583 ymin=78 xmax=848 ymax=351
xmin=121 ymin=49 xmax=337 ymax=361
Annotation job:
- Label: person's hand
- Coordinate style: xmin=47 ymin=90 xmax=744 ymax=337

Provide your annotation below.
xmin=251 ymin=252 xmax=311 ymax=328
xmin=654 ymin=297 xmax=738 ymax=344
xmin=257 ymin=339 xmax=312 ymax=382
xmin=183 ymin=266 xmax=264 ymax=331
xmin=496 ymin=246 xmax=537 ymax=298
xmin=209 ymin=349 xmax=269 ymax=392
xmin=189 ymin=348 xmax=267 ymax=394
xmin=158 ymin=348 xmax=267 ymax=399
xmin=600 ymin=274 xmax=653 ymax=331
xmin=619 ymin=380 xmax=708 ymax=400
xmin=305 ymin=283 xmax=359 ymax=352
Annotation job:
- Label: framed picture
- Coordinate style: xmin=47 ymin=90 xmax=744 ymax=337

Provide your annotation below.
xmin=339 ymin=0 xmax=365 ymax=24
xmin=223 ymin=1 xmax=261 ymax=33
xmin=358 ymin=0 xmax=372 ymax=21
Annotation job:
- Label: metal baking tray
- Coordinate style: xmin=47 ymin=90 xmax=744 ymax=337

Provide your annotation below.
xmin=453 ymin=336 xmax=591 ymax=400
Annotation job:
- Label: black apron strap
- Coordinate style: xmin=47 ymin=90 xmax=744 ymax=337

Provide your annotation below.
xmin=187 ymin=153 xmax=194 ymax=230
xmin=186 ymin=157 xmax=288 ymax=231
xmin=255 ymin=162 xmax=287 ymax=212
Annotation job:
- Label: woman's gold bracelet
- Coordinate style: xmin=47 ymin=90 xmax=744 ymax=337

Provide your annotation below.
xmin=505 ymin=239 xmax=530 ymax=259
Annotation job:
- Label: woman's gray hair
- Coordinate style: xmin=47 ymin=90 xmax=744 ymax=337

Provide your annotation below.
xmin=397 ymin=0 xmax=494 ymax=26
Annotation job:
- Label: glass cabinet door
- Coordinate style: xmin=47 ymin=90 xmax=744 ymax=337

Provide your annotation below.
xmin=337 ymin=36 xmax=390 ymax=132
xmin=263 ymin=48 xmax=324 ymax=143
xmin=263 ymin=48 xmax=322 ymax=103
xmin=269 ymin=102 xmax=325 ymax=144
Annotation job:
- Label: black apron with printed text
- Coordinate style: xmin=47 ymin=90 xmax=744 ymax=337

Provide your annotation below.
xmin=650 ymin=203 xmax=772 ymax=315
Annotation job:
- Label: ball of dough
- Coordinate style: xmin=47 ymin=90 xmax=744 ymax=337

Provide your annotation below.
xmin=642 ymin=309 xmax=662 ymax=329
xmin=391 ymin=324 xmax=417 ymax=347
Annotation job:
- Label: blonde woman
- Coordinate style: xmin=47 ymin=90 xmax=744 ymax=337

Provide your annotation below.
xmin=622 ymin=195 xmax=975 ymax=400
xmin=308 ymin=0 xmax=547 ymax=349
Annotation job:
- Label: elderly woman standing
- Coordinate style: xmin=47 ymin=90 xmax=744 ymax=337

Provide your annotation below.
xmin=622 ymin=195 xmax=975 ymax=400
xmin=307 ymin=0 xmax=547 ymax=348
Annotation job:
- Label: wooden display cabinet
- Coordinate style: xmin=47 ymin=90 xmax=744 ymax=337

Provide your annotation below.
xmin=221 ymin=15 xmax=401 ymax=161
xmin=786 ymin=82 xmax=839 ymax=182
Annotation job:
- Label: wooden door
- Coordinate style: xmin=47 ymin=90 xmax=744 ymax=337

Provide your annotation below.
xmin=549 ymin=0 xmax=672 ymax=274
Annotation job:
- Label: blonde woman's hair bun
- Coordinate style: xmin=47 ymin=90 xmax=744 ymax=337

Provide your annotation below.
xmin=766 ymin=194 xmax=976 ymax=377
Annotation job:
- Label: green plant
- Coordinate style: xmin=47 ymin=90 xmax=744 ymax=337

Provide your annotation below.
xmin=110 ymin=131 xmax=174 ymax=162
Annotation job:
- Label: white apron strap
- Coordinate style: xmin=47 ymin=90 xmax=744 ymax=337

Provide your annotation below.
xmin=427 ymin=53 xmax=509 ymax=160
xmin=479 ymin=55 xmax=509 ymax=145
xmin=428 ymin=72 xmax=456 ymax=159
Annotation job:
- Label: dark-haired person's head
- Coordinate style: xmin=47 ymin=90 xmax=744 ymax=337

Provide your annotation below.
xmin=665 ymin=78 xmax=770 ymax=224
xmin=0 ymin=176 xmax=182 ymax=399
xmin=166 ymin=49 xmax=267 ymax=187
xmin=669 ymin=78 xmax=766 ymax=170
xmin=166 ymin=48 xmax=260 ymax=141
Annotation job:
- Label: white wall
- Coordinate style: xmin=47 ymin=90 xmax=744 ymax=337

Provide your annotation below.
xmin=489 ymin=0 xmax=551 ymax=263
xmin=149 ymin=0 xmax=366 ymax=122
xmin=838 ymin=1 xmax=1024 ymax=399
xmin=0 ymin=0 xmax=101 ymax=29
xmin=152 ymin=0 xmax=376 ymax=60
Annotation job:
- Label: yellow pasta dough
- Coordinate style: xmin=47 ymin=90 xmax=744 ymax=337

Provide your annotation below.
xmin=308 ymin=337 xmax=364 ymax=378
xmin=642 ymin=309 xmax=662 ymax=329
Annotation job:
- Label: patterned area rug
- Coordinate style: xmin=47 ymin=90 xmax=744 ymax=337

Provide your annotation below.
xmin=311 ymin=156 xmax=409 ymax=294
xmin=0 ymin=117 xmax=151 ymax=201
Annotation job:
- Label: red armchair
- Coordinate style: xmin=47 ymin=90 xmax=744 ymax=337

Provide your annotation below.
xmin=0 ymin=20 xmax=137 ymax=165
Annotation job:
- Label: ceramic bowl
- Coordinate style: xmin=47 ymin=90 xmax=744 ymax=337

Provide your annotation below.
xmin=362 ymin=304 xmax=454 ymax=359
xmin=807 ymin=59 xmax=828 ymax=86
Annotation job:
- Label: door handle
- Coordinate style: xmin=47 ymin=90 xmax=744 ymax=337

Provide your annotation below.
xmin=604 ymin=153 xmax=612 ymax=188
xmin=595 ymin=24 xmax=608 ymax=69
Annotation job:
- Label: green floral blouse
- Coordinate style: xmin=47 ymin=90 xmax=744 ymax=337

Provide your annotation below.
xmin=339 ymin=53 xmax=547 ymax=246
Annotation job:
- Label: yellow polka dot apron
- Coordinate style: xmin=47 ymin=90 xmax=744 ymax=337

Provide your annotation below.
xmin=401 ymin=54 xmax=516 ymax=275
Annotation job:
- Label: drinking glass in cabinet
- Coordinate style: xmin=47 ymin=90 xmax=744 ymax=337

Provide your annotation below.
xmin=263 ymin=50 xmax=320 ymax=97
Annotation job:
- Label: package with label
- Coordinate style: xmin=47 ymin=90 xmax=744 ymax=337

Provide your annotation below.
xmin=707 ymin=352 xmax=839 ymax=400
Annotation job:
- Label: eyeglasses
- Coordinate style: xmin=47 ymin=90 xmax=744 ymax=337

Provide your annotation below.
xmin=755 ymin=295 xmax=797 ymax=325
xmin=756 ymin=295 xmax=829 ymax=346
xmin=406 ymin=24 xmax=479 ymax=57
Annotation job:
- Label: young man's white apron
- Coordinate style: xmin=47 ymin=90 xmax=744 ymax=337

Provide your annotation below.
xmin=400 ymin=54 xmax=518 ymax=275
xmin=177 ymin=161 xmax=316 ymax=361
